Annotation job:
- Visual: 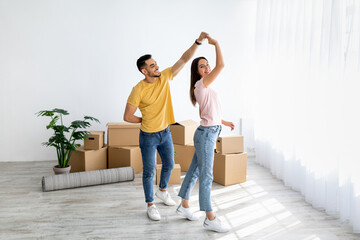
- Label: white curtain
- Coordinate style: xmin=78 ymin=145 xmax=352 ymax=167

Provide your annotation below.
xmin=253 ymin=0 xmax=360 ymax=233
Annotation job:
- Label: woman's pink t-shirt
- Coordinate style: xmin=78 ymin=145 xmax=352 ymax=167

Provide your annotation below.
xmin=194 ymin=78 xmax=222 ymax=126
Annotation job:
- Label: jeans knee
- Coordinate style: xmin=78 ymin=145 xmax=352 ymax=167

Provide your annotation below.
xmin=163 ymin=160 xmax=174 ymax=171
xmin=143 ymin=167 xmax=155 ymax=179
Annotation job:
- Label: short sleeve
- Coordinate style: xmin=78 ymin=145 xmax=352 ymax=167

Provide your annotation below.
xmin=127 ymin=86 xmax=141 ymax=107
xmin=195 ymin=78 xmax=205 ymax=89
xmin=161 ymin=67 xmax=173 ymax=81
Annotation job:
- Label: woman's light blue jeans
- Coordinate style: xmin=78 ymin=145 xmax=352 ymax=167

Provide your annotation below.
xmin=178 ymin=125 xmax=221 ymax=211
xmin=139 ymin=126 xmax=174 ymax=203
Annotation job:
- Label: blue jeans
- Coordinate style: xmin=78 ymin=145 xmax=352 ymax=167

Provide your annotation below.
xmin=178 ymin=125 xmax=221 ymax=211
xmin=139 ymin=126 xmax=175 ymax=203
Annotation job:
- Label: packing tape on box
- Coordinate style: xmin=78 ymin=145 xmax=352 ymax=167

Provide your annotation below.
xmin=42 ymin=167 xmax=135 ymax=192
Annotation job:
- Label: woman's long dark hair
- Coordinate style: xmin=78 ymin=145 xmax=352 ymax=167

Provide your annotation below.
xmin=190 ymin=57 xmax=207 ymax=106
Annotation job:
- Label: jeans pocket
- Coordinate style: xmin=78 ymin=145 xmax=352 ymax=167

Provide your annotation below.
xmin=208 ymin=126 xmax=219 ymax=134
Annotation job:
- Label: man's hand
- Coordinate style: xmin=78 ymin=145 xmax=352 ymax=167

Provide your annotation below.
xmin=124 ymin=103 xmax=142 ymax=123
xmin=197 ymin=32 xmax=209 ymax=44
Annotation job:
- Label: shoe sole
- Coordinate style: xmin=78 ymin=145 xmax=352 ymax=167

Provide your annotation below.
xmin=147 ymin=213 xmax=161 ymax=221
xmin=176 ymin=209 xmax=199 ymax=221
xmin=203 ymin=223 xmax=229 ymax=233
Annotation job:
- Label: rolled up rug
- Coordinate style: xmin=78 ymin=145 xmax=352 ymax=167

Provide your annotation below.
xmin=42 ymin=167 xmax=135 ymax=192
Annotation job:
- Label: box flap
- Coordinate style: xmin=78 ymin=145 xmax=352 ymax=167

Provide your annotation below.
xmin=109 ymin=145 xmax=139 ymax=150
xmin=171 ymin=120 xmax=198 ymax=127
xmin=107 ymin=122 xmax=141 ymax=129
xmin=89 ymin=131 xmax=105 ymax=135
xmin=219 ymin=135 xmax=243 ymax=140
xmin=74 ymin=146 xmax=87 ymax=152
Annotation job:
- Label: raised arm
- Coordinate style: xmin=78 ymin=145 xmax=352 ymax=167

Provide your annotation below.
xmin=123 ymin=103 xmax=142 ymax=123
xmin=203 ymin=36 xmax=224 ymax=87
xmin=171 ymin=32 xmax=208 ymax=78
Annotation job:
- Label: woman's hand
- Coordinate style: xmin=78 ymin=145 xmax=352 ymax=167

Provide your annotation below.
xmin=207 ymin=35 xmax=218 ymax=45
xmin=222 ymin=120 xmax=235 ymax=131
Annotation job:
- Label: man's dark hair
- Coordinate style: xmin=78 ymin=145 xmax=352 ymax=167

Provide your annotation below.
xmin=136 ymin=54 xmax=152 ymax=72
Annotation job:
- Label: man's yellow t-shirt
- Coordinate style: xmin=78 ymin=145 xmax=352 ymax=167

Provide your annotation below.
xmin=127 ymin=67 xmax=175 ymax=133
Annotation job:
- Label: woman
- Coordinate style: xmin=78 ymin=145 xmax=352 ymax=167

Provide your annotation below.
xmin=176 ymin=35 xmax=234 ymax=233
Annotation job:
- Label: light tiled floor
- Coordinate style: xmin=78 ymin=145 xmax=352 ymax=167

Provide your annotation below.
xmin=0 ymin=158 xmax=359 ymax=239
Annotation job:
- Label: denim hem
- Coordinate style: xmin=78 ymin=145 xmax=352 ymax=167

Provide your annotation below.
xmin=200 ymin=208 xmax=213 ymax=212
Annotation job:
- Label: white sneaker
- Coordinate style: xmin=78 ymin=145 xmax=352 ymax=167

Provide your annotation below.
xmin=147 ymin=204 xmax=161 ymax=221
xmin=176 ymin=204 xmax=200 ymax=221
xmin=155 ymin=189 xmax=176 ymax=206
xmin=203 ymin=217 xmax=230 ymax=233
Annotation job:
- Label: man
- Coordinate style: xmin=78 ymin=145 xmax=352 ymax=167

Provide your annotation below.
xmin=124 ymin=32 xmax=208 ymax=221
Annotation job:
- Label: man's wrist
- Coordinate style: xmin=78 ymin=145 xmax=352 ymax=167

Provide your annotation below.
xmin=195 ymin=39 xmax=202 ymax=45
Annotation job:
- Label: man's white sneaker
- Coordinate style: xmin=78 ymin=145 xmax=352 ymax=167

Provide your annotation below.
xmin=176 ymin=204 xmax=200 ymax=221
xmin=203 ymin=217 xmax=230 ymax=233
xmin=155 ymin=189 xmax=176 ymax=206
xmin=147 ymin=204 xmax=161 ymax=221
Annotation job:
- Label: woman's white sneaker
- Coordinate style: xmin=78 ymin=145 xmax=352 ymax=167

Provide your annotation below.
xmin=203 ymin=217 xmax=230 ymax=233
xmin=155 ymin=189 xmax=176 ymax=206
xmin=147 ymin=204 xmax=161 ymax=221
xmin=176 ymin=204 xmax=200 ymax=221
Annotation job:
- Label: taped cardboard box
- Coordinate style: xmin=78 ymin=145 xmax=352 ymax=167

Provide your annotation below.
xmin=216 ymin=135 xmax=244 ymax=154
xmin=108 ymin=146 xmax=143 ymax=173
xmin=213 ymin=152 xmax=247 ymax=186
xmin=156 ymin=151 xmax=161 ymax=164
xmin=107 ymin=122 xmax=140 ymax=147
xmin=156 ymin=145 xmax=194 ymax=172
xmin=84 ymin=131 xmax=105 ymax=150
xmin=174 ymin=144 xmax=195 ymax=172
xmin=69 ymin=146 xmax=108 ymax=173
xmin=170 ymin=120 xmax=199 ymax=145
xmin=156 ymin=164 xmax=181 ymax=185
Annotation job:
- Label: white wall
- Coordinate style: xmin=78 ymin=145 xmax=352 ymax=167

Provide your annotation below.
xmin=0 ymin=0 xmax=257 ymax=162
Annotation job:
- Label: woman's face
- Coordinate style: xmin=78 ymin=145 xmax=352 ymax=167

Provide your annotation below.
xmin=197 ymin=59 xmax=211 ymax=78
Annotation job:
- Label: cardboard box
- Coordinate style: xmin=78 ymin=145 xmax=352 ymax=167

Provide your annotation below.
xmin=84 ymin=131 xmax=105 ymax=150
xmin=174 ymin=144 xmax=195 ymax=172
xmin=107 ymin=122 xmax=140 ymax=147
xmin=216 ymin=135 xmax=244 ymax=154
xmin=108 ymin=146 xmax=142 ymax=173
xmin=170 ymin=120 xmax=199 ymax=145
xmin=69 ymin=146 xmax=108 ymax=173
xmin=156 ymin=145 xmax=195 ymax=172
xmin=156 ymin=164 xmax=181 ymax=185
xmin=213 ymin=152 xmax=247 ymax=186
xmin=156 ymin=151 xmax=161 ymax=164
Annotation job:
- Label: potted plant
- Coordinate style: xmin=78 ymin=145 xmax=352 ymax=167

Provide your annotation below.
xmin=36 ymin=108 xmax=100 ymax=174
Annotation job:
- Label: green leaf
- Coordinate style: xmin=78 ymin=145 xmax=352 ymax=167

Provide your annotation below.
xmin=52 ymin=108 xmax=69 ymax=115
xmin=70 ymin=120 xmax=90 ymax=129
xmin=46 ymin=116 xmax=59 ymax=129
xmin=42 ymin=142 xmax=58 ymax=148
xmin=53 ymin=125 xmax=70 ymax=133
xmin=72 ymin=131 xmax=90 ymax=140
xmin=84 ymin=116 xmax=100 ymax=124
xmin=64 ymin=144 xmax=76 ymax=151
xmin=36 ymin=110 xmax=54 ymax=117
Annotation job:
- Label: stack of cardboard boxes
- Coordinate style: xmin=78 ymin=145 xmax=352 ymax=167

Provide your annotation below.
xmin=68 ymin=120 xmax=246 ymax=187
xmin=213 ymin=136 xmax=247 ymax=186
xmin=69 ymin=131 xmax=108 ymax=173
xmin=107 ymin=123 xmax=143 ymax=173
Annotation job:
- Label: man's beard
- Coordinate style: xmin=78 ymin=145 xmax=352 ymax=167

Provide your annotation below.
xmin=150 ymin=72 xmax=161 ymax=77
